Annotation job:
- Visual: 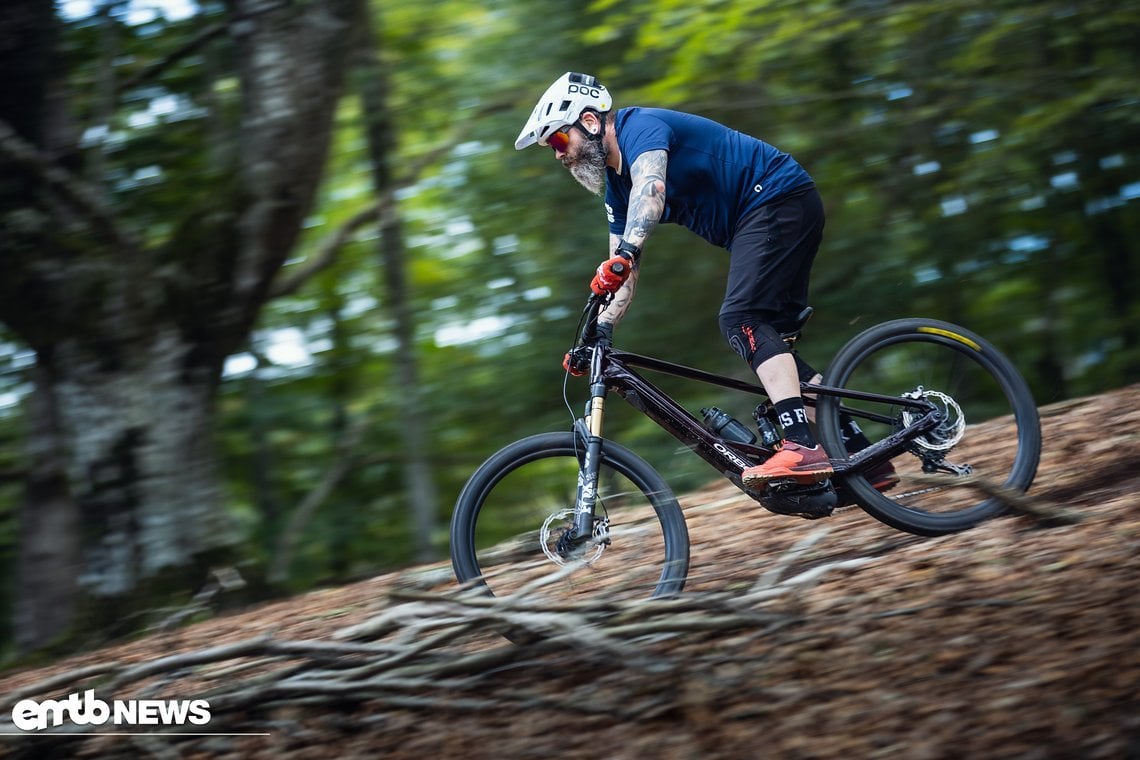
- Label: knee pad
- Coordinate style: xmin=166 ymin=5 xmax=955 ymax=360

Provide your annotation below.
xmin=719 ymin=312 xmax=788 ymax=371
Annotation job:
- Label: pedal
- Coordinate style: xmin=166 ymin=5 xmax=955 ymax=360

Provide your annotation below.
xmin=759 ymin=479 xmax=837 ymax=520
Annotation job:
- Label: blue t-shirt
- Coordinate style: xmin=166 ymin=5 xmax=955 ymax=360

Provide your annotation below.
xmin=604 ymin=107 xmax=813 ymax=249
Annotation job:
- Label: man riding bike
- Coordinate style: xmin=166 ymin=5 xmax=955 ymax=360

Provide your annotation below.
xmin=516 ymin=72 xmax=890 ymax=488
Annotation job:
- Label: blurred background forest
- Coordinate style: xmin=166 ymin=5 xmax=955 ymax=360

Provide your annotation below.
xmin=0 ymin=0 xmax=1136 ymax=658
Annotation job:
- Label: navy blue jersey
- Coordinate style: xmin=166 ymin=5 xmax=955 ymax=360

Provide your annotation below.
xmin=604 ymin=107 xmax=813 ymax=249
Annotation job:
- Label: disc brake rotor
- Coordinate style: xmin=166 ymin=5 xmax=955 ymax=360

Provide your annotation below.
xmin=540 ymin=509 xmax=608 ymax=566
xmin=901 ymin=388 xmax=966 ymax=451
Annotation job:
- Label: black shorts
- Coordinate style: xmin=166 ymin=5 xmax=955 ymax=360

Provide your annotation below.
xmin=720 ymin=184 xmax=825 ymax=333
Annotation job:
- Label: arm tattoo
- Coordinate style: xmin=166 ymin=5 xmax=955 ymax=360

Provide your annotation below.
xmin=600 ymin=268 xmax=638 ymax=328
xmin=600 ymin=232 xmax=636 ymax=327
xmin=599 ymin=149 xmax=666 ymax=330
xmin=624 ymin=149 xmax=667 ymax=249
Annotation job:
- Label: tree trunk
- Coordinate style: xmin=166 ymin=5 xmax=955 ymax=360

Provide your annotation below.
xmin=13 ymin=366 xmax=79 ymax=651
xmin=354 ymin=8 xmax=440 ymax=562
xmin=1 ymin=0 xmax=365 ymax=647
xmin=47 ymin=329 xmax=227 ymax=597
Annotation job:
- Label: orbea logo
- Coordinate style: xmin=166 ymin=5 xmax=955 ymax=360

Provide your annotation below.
xmin=12 ymin=690 xmax=211 ymax=732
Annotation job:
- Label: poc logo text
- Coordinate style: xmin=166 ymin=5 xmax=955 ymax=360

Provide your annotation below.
xmin=568 ymin=83 xmax=602 ymax=98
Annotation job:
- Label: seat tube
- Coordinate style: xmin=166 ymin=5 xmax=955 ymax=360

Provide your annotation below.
xmin=573 ymin=380 xmax=608 ymax=539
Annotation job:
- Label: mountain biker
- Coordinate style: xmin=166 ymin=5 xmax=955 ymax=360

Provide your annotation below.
xmin=516 ymin=71 xmax=871 ymax=487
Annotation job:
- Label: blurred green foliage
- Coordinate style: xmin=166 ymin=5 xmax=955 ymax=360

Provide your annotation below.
xmin=0 ymin=0 xmax=1137 ymax=624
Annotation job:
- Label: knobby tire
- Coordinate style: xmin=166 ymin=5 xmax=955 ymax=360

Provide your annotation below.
xmin=817 ymin=318 xmax=1041 ymax=536
xmin=450 ymin=432 xmax=690 ymax=606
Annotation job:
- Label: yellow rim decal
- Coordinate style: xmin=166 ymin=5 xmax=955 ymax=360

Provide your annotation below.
xmin=917 ymin=326 xmax=981 ymax=351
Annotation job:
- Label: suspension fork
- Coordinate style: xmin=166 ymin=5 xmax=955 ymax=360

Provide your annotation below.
xmin=572 ymin=347 xmax=610 ymax=540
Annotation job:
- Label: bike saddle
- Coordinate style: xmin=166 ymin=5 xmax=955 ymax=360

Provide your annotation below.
xmin=780 ymin=306 xmax=814 ymax=346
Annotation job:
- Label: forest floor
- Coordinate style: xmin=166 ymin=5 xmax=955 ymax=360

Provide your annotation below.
xmin=0 ymin=385 xmax=1138 ymax=759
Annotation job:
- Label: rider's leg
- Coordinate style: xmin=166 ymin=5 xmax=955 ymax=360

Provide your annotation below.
xmin=722 ymin=317 xmax=832 ymax=484
xmin=790 ymin=354 xmax=823 ymax=423
xmin=718 ymin=185 xmax=831 ymax=485
xmin=755 ymin=353 xmax=801 ymax=407
xmin=754 ymin=352 xmax=812 ymax=443
xmin=794 ymin=356 xmax=898 ymax=490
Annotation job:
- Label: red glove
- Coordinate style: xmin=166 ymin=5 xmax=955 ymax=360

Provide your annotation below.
xmin=563 ymin=352 xmax=586 ymax=376
xmin=590 ymin=256 xmax=632 ymax=295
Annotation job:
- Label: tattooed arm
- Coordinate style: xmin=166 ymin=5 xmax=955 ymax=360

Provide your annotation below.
xmin=598 ymin=232 xmax=639 ymax=330
xmin=622 ymin=149 xmax=668 ymax=250
xmin=600 ymin=149 xmax=667 ymax=328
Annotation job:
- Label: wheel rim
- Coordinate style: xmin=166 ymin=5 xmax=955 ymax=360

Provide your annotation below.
xmin=464 ymin=447 xmax=682 ymax=603
xmin=824 ymin=333 xmax=1035 ymax=520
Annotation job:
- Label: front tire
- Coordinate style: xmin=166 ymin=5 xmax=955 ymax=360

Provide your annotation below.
xmin=449 ymin=432 xmax=690 ymax=604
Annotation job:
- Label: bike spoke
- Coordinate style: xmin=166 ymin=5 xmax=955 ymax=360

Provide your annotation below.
xmin=466 ymin=451 xmax=677 ymax=603
xmin=818 ymin=320 xmax=1040 ymax=534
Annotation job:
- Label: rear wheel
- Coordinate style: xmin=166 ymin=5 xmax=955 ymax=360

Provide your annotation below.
xmin=450 ymin=432 xmax=690 ymax=608
xmin=817 ymin=319 xmax=1041 ymax=536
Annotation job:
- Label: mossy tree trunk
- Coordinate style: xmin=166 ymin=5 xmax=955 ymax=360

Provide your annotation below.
xmin=0 ymin=0 xmax=364 ymax=649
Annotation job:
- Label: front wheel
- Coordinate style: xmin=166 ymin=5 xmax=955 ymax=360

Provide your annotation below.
xmin=817 ymin=318 xmax=1041 ymax=536
xmin=449 ymin=432 xmax=690 ymax=605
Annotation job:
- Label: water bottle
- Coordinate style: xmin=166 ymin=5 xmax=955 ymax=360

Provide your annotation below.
xmin=701 ymin=407 xmax=757 ymax=445
xmin=753 ymin=404 xmax=783 ymax=447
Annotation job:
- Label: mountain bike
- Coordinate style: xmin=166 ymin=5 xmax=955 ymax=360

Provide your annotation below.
xmin=449 ymin=292 xmax=1041 ymax=605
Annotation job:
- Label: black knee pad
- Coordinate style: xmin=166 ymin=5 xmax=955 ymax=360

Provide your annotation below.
xmin=719 ymin=313 xmax=788 ymax=371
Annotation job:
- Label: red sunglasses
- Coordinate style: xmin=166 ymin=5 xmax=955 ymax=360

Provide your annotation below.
xmin=547 ymin=125 xmax=573 ymax=153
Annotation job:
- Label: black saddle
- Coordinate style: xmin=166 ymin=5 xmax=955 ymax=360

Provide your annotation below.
xmin=779 ymin=307 xmax=814 ymax=346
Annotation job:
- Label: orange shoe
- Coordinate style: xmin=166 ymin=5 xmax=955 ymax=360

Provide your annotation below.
xmin=743 ymin=441 xmax=834 ymax=487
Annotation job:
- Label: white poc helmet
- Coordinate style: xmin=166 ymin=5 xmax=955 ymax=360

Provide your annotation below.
xmin=514 ymin=72 xmax=612 ymax=150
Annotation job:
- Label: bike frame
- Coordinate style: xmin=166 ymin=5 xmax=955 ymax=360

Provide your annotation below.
xmin=569 ymin=296 xmax=942 ymax=539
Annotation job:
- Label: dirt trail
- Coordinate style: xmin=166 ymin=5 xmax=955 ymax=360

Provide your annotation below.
xmin=1 ymin=385 xmax=1138 ymax=759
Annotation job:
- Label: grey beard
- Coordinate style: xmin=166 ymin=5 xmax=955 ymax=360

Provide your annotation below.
xmin=568 ymin=137 xmax=608 ymax=197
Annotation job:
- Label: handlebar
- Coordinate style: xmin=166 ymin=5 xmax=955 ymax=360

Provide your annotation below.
xmin=577 ymin=293 xmax=611 ymax=347
xmin=562 ymin=292 xmax=613 ymax=378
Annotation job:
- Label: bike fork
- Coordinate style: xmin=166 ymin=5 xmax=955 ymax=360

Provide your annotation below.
xmin=572 ymin=380 xmax=608 ymax=540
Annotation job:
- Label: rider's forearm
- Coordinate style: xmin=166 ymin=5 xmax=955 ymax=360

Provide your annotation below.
xmin=601 ymin=150 xmax=665 ymax=328
xmin=599 ymin=268 xmax=638 ymax=327
xmin=600 ymin=232 xmax=636 ymax=327
xmin=622 ymin=149 xmax=667 ymax=250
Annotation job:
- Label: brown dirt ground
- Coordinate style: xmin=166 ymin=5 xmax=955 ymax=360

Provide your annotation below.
xmin=1 ymin=384 xmax=1138 ymax=759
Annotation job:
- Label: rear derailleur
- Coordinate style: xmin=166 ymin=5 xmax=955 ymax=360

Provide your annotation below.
xmin=915 ymin=446 xmax=974 ymax=477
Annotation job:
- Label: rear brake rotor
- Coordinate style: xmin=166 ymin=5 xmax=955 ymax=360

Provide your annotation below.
xmin=901 ymin=388 xmax=965 ymax=451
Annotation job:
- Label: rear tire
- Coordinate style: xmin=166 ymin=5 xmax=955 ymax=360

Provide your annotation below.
xmin=817 ymin=319 xmax=1041 ymax=536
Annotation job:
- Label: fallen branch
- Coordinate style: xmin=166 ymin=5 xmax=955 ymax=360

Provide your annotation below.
xmin=0 ymin=549 xmax=817 ymax=733
xmin=909 ymin=473 xmax=1084 ymax=525
xmin=0 ymin=519 xmax=1010 ymax=749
